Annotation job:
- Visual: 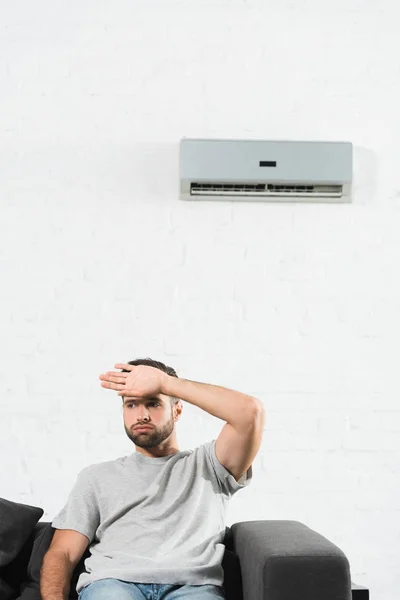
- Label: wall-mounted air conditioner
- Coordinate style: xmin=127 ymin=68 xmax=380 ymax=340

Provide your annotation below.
xmin=179 ymin=138 xmax=353 ymax=203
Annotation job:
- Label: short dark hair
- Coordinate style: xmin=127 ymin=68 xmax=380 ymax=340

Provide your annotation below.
xmin=121 ymin=357 xmax=180 ymax=407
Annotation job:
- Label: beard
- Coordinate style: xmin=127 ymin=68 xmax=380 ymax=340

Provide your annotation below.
xmin=124 ymin=411 xmax=175 ymax=449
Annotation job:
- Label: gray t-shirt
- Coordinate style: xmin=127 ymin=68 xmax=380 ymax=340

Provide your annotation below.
xmin=52 ymin=439 xmax=252 ymax=593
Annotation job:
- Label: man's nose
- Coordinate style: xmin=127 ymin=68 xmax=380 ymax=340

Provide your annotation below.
xmin=137 ymin=408 xmax=149 ymax=419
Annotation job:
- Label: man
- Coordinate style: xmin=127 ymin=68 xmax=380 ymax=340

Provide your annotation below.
xmin=40 ymin=358 xmax=265 ymax=600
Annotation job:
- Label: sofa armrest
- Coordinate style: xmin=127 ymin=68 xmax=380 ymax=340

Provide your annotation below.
xmin=230 ymin=520 xmax=352 ymax=600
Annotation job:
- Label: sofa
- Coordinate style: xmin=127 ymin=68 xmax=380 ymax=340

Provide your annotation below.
xmin=0 ymin=497 xmax=369 ymax=600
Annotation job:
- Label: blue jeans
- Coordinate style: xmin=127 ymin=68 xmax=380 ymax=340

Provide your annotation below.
xmin=78 ymin=577 xmax=226 ymax=600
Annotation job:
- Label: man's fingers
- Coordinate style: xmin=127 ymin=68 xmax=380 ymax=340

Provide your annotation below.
xmin=99 ymin=372 xmax=127 ymax=383
xmin=101 ymin=381 xmax=125 ymax=391
xmin=107 ymin=370 xmax=128 ymax=378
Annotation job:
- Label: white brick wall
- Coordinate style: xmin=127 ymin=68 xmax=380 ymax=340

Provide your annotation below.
xmin=1 ymin=1 xmax=399 ymax=598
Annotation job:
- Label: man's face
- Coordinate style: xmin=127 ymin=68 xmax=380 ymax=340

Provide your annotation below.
xmin=123 ymin=394 xmax=177 ymax=448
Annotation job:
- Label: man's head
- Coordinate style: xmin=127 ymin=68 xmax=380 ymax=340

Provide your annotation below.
xmin=120 ymin=357 xmax=183 ymax=456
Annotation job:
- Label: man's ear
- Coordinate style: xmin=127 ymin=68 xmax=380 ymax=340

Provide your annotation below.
xmin=175 ymin=400 xmax=183 ymax=419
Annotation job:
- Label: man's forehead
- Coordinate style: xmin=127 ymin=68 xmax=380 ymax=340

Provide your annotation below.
xmin=123 ymin=394 xmax=167 ymax=403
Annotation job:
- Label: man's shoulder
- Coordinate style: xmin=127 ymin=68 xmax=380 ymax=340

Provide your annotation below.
xmin=78 ymin=454 xmax=130 ymax=478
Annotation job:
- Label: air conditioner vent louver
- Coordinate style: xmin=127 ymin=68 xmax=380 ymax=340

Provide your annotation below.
xmin=190 ymin=182 xmax=343 ymax=197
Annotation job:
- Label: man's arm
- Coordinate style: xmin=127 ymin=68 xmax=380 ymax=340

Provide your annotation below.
xmin=40 ymin=551 xmax=74 ymax=600
xmin=161 ymin=376 xmax=263 ymax=427
xmin=40 ymin=529 xmax=89 ymax=600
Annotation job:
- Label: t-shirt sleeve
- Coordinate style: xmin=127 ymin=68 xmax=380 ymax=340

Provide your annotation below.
xmin=52 ymin=466 xmax=100 ymax=543
xmin=203 ymin=439 xmax=253 ymax=496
